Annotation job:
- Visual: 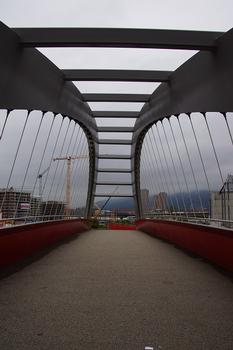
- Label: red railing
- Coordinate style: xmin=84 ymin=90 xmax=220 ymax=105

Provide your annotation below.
xmin=0 ymin=219 xmax=89 ymax=268
xmin=137 ymin=219 xmax=233 ymax=273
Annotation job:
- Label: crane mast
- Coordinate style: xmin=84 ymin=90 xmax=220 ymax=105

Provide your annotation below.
xmin=53 ymin=155 xmax=88 ymax=216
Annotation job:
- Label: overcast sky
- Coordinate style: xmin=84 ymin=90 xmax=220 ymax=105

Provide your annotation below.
xmin=1 ymin=0 xmax=232 ymax=30
xmin=0 ymin=0 xmax=233 ymax=208
xmin=1 ymin=0 xmax=232 ymax=99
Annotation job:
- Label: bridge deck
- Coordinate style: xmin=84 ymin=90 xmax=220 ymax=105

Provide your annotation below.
xmin=0 ymin=229 xmax=232 ymax=349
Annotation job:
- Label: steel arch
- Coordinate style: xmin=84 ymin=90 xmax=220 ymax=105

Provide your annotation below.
xmin=1 ymin=21 xmax=233 ymax=218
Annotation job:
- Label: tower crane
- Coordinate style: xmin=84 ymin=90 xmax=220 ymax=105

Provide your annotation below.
xmin=53 ymin=155 xmax=88 ymax=216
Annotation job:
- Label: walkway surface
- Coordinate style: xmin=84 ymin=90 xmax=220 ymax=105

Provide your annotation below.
xmin=0 ymin=229 xmax=233 ymax=350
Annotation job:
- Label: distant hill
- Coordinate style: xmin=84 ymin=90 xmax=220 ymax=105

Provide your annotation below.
xmin=96 ymin=197 xmax=134 ymax=210
xmin=168 ymin=190 xmax=210 ymax=211
xmin=96 ymin=190 xmax=211 ymax=211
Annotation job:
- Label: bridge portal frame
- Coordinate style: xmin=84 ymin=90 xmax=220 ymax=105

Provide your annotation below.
xmin=1 ymin=22 xmax=233 ymax=218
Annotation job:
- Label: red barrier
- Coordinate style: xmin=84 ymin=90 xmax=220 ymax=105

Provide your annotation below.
xmin=136 ymin=220 xmax=233 ymax=273
xmin=107 ymin=223 xmax=136 ymax=230
xmin=0 ymin=220 xmax=89 ymax=268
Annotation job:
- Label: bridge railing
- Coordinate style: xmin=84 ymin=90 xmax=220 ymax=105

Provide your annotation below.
xmin=0 ymin=215 xmax=86 ymax=229
xmin=143 ymin=214 xmax=233 ymax=229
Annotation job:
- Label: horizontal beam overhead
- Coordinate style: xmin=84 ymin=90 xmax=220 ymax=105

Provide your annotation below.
xmin=97 ymin=168 xmax=133 ymax=173
xmin=97 ymin=154 xmax=132 ymax=159
xmin=98 ymin=127 xmax=134 ymax=132
xmin=93 ymin=111 xmax=139 ymax=118
xmin=98 ymin=139 xmax=132 ymax=145
xmin=96 ymin=182 xmax=133 ymax=186
xmin=13 ymin=28 xmax=223 ymax=50
xmin=94 ymin=193 xmax=134 ymax=197
xmin=83 ymin=93 xmax=150 ymax=102
xmin=62 ymin=69 xmax=171 ymax=82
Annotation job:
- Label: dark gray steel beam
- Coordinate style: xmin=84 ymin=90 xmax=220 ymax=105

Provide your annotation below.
xmin=13 ymin=27 xmax=223 ymax=50
xmin=93 ymin=111 xmax=139 ymax=118
xmin=131 ymin=130 xmax=148 ymax=219
xmin=94 ymin=193 xmax=133 ymax=197
xmin=62 ymin=69 xmax=171 ymax=82
xmin=98 ymin=126 xmax=134 ymax=132
xmin=83 ymin=93 xmax=150 ymax=102
xmin=97 ymin=154 xmax=132 ymax=159
xmin=96 ymin=182 xmax=133 ymax=186
xmin=84 ymin=135 xmax=98 ymax=219
xmin=98 ymin=139 xmax=132 ymax=145
xmin=97 ymin=168 xmax=133 ymax=173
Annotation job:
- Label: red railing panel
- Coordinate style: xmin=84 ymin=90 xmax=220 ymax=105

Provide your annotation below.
xmin=137 ymin=220 xmax=233 ymax=273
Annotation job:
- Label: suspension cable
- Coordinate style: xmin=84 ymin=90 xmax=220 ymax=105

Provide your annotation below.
xmin=14 ymin=112 xmax=44 ymax=218
xmin=143 ymin=133 xmax=166 ymax=210
xmin=161 ymin=119 xmax=188 ymax=218
xmin=53 ymin=123 xmax=82 ymax=217
xmin=168 ymin=117 xmax=196 ymax=217
xmin=140 ymin=145 xmax=156 ymax=216
xmin=147 ymin=129 xmax=174 ymax=214
xmin=150 ymin=126 xmax=176 ymax=215
xmin=156 ymin=122 xmax=181 ymax=215
xmin=24 ymin=112 xmax=56 ymax=222
xmin=40 ymin=116 xmax=66 ymax=219
xmin=42 ymin=117 xmax=72 ymax=220
xmin=177 ymin=115 xmax=205 ymax=217
xmin=0 ymin=110 xmax=30 ymax=213
xmin=203 ymin=112 xmax=224 ymax=184
xmin=68 ymin=129 xmax=85 ymax=214
xmin=222 ymin=112 xmax=233 ymax=147
xmin=69 ymin=131 xmax=88 ymax=215
xmin=146 ymin=129 xmax=172 ymax=214
xmin=48 ymin=119 xmax=76 ymax=217
xmin=74 ymin=140 xmax=89 ymax=214
xmin=0 ymin=110 xmax=11 ymax=140
xmin=188 ymin=113 xmax=211 ymax=195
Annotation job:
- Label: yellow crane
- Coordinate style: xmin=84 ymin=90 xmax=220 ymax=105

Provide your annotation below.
xmin=53 ymin=155 xmax=88 ymax=216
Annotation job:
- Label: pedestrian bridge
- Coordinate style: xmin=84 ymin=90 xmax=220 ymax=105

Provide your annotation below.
xmin=0 ymin=20 xmax=233 ymax=349
xmin=0 ymin=229 xmax=232 ymax=350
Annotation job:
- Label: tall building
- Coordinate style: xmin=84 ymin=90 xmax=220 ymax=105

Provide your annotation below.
xmin=155 ymin=192 xmax=167 ymax=211
xmin=211 ymin=174 xmax=233 ymax=222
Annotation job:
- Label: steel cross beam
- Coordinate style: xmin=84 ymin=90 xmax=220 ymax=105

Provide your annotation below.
xmin=13 ymin=28 xmax=223 ymax=50
xmin=62 ymin=69 xmax=171 ymax=82
xmin=93 ymin=111 xmax=139 ymax=118
xmin=83 ymin=93 xmax=150 ymax=102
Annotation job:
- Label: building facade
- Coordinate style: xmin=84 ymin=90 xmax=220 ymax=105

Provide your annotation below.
xmin=155 ymin=192 xmax=167 ymax=212
xmin=211 ymin=175 xmax=233 ymax=223
xmin=0 ymin=188 xmax=41 ymax=219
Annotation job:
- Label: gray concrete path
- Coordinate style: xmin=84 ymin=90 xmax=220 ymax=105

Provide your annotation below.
xmin=0 ymin=229 xmax=233 ymax=350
